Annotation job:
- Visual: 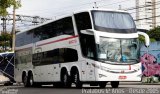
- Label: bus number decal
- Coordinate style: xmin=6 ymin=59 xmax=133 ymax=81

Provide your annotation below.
xmin=69 ymin=39 xmax=77 ymax=44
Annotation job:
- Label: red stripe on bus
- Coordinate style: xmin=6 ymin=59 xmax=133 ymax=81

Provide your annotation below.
xmin=37 ymin=35 xmax=79 ymax=46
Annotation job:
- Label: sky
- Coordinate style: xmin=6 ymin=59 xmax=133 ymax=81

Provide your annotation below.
xmin=8 ymin=0 xmax=135 ymax=18
xmin=1 ymin=0 xmax=136 ymax=31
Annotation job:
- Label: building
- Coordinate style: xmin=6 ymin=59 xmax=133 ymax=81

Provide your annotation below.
xmin=136 ymin=0 xmax=160 ymax=30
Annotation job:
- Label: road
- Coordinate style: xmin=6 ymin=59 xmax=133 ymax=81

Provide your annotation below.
xmin=1 ymin=82 xmax=160 ymax=94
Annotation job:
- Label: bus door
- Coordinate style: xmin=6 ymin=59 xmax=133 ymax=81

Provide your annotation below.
xmin=80 ymin=34 xmax=96 ymax=81
xmin=83 ymin=59 xmax=96 ymax=81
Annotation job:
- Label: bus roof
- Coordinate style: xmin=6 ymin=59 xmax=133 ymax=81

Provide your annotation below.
xmin=16 ymin=8 xmax=128 ymax=35
xmin=73 ymin=8 xmax=127 ymax=14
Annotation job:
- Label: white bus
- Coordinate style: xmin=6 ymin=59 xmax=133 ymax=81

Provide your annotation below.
xmin=14 ymin=9 xmax=150 ymax=88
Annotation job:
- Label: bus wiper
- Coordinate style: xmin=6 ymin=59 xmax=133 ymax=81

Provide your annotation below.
xmin=126 ymin=59 xmax=139 ymax=62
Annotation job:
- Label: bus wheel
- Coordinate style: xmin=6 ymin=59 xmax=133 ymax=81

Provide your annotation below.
xmin=61 ymin=72 xmax=71 ymax=88
xmin=23 ymin=75 xmax=29 ymax=87
xmin=74 ymin=71 xmax=82 ymax=88
xmin=28 ymin=73 xmax=34 ymax=87
xmin=111 ymin=81 xmax=119 ymax=88
xmin=99 ymin=82 xmax=106 ymax=88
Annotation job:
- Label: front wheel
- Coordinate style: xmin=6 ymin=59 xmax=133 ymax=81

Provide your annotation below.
xmin=99 ymin=82 xmax=107 ymax=88
xmin=111 ymin=81 xmax=119 ymax=88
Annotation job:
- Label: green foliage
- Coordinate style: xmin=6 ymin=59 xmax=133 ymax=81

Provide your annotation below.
xmin=147 ymin=26 xmax=160 ymax=41
xmin=139 ymin=35 xmax=156 ymax=43
xmin=0 ymin=32 xmax=12 ymax=41
xmin=0 ymin=0 xmax=21 ymax=16
xmin=139 ymin=35 xmax=145 ymax=42
xmin=0 ymin=32 xmax=12 ymax=51
xmin=139 ymin=26 xmax=160 ymax=43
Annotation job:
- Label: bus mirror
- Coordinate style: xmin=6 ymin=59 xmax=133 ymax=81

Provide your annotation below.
xmin=80 ymin=29 xmax=94 ymax=35
xmin=138 ymin=32 xmax=150 ymax=47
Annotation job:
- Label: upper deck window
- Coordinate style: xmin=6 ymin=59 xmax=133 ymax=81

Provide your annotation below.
xmin=74 ymin=12 xmax=92 ymax=33
xmin=92 ymin=10 xmax=136 ymax=33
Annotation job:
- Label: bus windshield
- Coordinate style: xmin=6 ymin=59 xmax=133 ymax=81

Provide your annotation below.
xmin=92 ymin=11 xmax=136 ymax=33
xmin=98 ymin=37 xmax=139 ymax=63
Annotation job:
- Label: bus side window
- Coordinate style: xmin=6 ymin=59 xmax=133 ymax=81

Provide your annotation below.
xmin=75 ymin=12 xmax=92 ymax=33
xmin=16 ymin=33 xmax=24 ymax=47
xmin=64 ymin=48 xmax=78 ymax=62
xmin=32 ymin=17 xmax=74 ymax=42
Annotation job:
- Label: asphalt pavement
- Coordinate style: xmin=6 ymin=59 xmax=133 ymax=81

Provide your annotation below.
xmin=1 ymin=82 xmax=160 ymax=94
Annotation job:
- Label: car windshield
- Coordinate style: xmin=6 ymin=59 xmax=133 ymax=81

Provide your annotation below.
xmin=98 ymin=37 xmax=139 ymax=63
xmin=92 ymin=11 xmax=136 ymax=33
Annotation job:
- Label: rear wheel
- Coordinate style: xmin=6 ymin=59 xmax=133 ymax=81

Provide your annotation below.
xmin=61 ymin=71 xmax=71 ymax=88
xmin=28 ymin=73 xmax=34 ymax=87
xmin=74 ymin=70 xmax=82 ymax=88
xmin=23 ymin=74 xmax=29 ymax=87
xmin=111 ymin=81 xmax=119 ymax=88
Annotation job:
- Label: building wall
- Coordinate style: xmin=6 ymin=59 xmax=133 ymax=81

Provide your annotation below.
xmin=136 ymin=0 xmax=160 ymax=30
xmin=140 ymin=41 xmax=160 ymax=83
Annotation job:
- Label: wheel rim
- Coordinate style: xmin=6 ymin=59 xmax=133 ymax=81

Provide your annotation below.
xmin=30 ymin=76 xmax=33 ymax=86
xmin=63 ymin=74 xmax=67 ymax=85
xmin=74 ymin=73 xmax=78 ymax=83
xmin=74 ymin=72 xmax=82 ymax=88
xmin=24 ymin=76 xmax=27 ymax=86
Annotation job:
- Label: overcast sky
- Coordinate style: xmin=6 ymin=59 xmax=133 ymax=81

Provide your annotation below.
xmin=8 ymin=0 xmax=135 ymax=18
xmin=1 ymin=0 xmax=135 ymax=31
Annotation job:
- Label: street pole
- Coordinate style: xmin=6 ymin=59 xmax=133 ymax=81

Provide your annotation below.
xmin=136 ymin=0 xmax=139 ymax=24
xmin=12 ymin=6 xmax=16 ymax=52
xmin=152 ymin=0 xmax=156 ymax=28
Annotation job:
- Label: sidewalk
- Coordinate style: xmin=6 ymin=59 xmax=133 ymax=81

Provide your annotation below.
xmin=120 ymin=81 xmax=160 ymax=85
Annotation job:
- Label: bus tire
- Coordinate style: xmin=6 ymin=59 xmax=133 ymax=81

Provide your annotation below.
xmin=74 ymin=70 xmax=82 ymax=88
xmin=28 ymin=73 xmax=34 ymax=87
xmin=61 ymin=71 xmax=71 ymax=88
xmin=99 ymin=82 xmax=107 ymax=88
xmin=23 ymin=74 xmax=29 ymax=87
xmin=111 ymin=81 xmax=119 ymax=88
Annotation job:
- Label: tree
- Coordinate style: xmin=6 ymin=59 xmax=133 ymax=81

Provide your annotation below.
xmin=0 ymin=0 xmax=21 ymax=16
xmin=147 ymin=26 xmax=160 ymax=41
xmin=0 ymin=32 xmax=12 ymax=52
xmin=0 ymin=0 xmax=21 ymax=51
xmin=138 ymin=26 xmax=160 ymax=43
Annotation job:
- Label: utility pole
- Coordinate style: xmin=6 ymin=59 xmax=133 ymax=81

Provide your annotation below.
xmin=1 ymin=17 xmax=7 ymax=51
xmin=152 ymin=0 xmax=156 ymax=27
xmin=12 ymin=5 xmax=16 ymax=51
xmin=136 ymin=0 xmax=139 ymax=21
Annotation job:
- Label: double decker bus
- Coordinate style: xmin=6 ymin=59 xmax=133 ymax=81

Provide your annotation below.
xmin=14 ymin=9 xmax=150 ymax=88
